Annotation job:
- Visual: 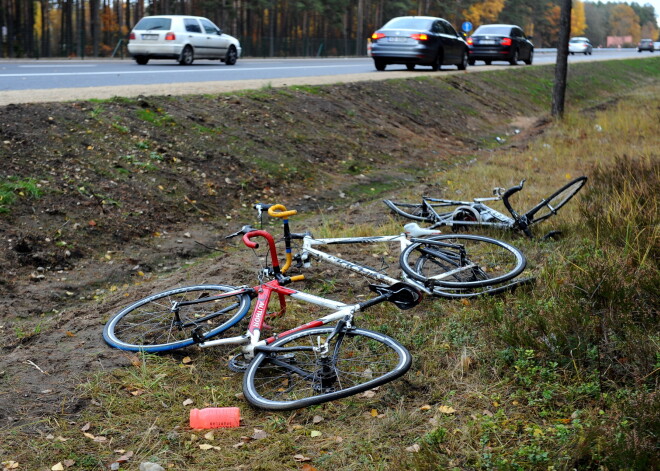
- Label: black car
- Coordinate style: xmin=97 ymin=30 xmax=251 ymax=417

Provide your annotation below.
xmin=370 ymin=16 xmax=468 ymax=71
xmin=467 ymin=24 xmax=534 ymax=65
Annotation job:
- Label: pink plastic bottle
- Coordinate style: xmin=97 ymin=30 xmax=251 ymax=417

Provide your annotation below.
xmin=189 ymin=407 xmax=241 ymax=429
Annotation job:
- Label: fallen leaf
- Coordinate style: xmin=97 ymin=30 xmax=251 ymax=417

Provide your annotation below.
xmin=51 ymin=463 xmax=64 ymax=471
xmin=301 ymin=465 xmax=319 ymax=471
xmin=93 ymin=436 xmax=107 ymax=442
xmin=252 ymin=429 xmax=268 ymax=440
xmin=232 ymin=441 xmax=245 ymax=448
xmin=361 ymin=390 xmax=376 ymax=398
xmin=80 ymin=423 xmax=91 ymax=432
xmin=199 ymin=444 xmax=215 ymax=450
xmin=2 ymin=462 xmax=19 ymax=470
xmin=62 ymin=459 xmax=75 ymax=467
xmin=293 ymin=454 xmax=312 ymax=462
xmin=406 ymin=444 xmax=421 ymax=453
xmin=419 ymin=404 xmax=432 ymax=411
xmin=312 ymin=415 xmax=323 ymax=424
xmin=438 ymin=405 xmax=456 ymax=414
xmin=310 ymin=430 xmax=322 ymax=438
xmin=115 ymin=451 xmax=133 ymax=463
xmin=182 ymin=356 xmax=193 ymax=364
xmin=370 ymin=409 xmax=378 ymax=417
xmin=182 ymin=398 xmax=194 ymax=406
xmin=83 ymin=432 xmax=96 ymax=440
xmin=204 ymin=431 xmax=215 ymax=441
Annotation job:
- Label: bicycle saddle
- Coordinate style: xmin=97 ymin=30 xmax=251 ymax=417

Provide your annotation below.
xmin=368 ymin=282 xmax=423 ymax=310
xmin=404 ymin=223 xmax=442 ymax=237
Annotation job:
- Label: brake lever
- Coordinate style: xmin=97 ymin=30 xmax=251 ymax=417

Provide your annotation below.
xmin=225 ymin=225 xmax=255 ymax=239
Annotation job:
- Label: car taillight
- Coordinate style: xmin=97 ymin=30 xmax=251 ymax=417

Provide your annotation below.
xmin=129 ymin=32 xmax=135 ymax=40
xmin=372 ymin=32 xmax=385 ymax=40
xmin=411 ymin=33 xmax=428 ymax=41
xmin=501 ymin=37 xmax=512 ymax=46
xmin=165 ymin=32 xmax=176 ymax=41
xmin=466 ymin=37 xmax=473 ymax=45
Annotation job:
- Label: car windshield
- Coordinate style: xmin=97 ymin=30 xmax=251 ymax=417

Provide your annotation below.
xmin=134 ymin=18 xmax=171 ymax=30
xmin=382 ymin=17 xmax=433 ymax=31
xmin=570 ymin=38 xmax=586 ymax=43
xmin=473 ymin=25 xmax=512 ymax=36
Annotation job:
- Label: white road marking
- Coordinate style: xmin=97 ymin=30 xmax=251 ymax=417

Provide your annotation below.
xmin=0 ymin=64 xmax=367 ymax=78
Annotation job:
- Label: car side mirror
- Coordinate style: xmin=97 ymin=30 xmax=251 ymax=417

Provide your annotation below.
xmin=217 ymin=29 xmax=223 ymax=35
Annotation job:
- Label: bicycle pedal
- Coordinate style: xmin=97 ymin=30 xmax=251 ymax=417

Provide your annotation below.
xmin=191 ymin=326 xmax=205 ymax=344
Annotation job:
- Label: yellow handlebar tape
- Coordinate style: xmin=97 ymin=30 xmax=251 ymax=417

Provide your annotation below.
xmin=268 ymin=204 xmax=298 ymax=219
xmin=290 ymin=275 xmax=305 ymax=282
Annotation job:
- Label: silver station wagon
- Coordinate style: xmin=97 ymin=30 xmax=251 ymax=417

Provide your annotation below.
xmin=128 ymin=15 xmax=242 ymax=65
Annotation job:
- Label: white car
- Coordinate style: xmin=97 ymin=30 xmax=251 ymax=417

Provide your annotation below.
xmin=128 ymin=15 xmax=242 ymax=65
xmin=568 ymin=37 xmax=593 ymax=55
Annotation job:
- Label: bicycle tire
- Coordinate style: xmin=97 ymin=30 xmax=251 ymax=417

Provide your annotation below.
xmin=526 ymin=176 xmax=587 ymax=225
xmin=400 ymin=234 xmax=526 ymax=289
xmin=428 ymin=276 xmax=536 ymax=298
xmin=383 ymin=199 xmax=441 ymax=223
xmin=242 ymin=326 xmax=412 ymax=410
xmin=103 ymin=285 xmax=252 ymax=352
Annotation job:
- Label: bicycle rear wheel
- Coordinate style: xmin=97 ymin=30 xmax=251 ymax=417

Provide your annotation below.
xmin=383 ymin=199 xmax=447 ymax=223
xmin=400 ymin=234 xmax=526 ymax=290
xmin=243 ymin=326 xmax=412 ymax=410
xmin=103 ymin=285 xmax=252 ymax=352
xmin=527 ymin=176 xmax=587 ymax=225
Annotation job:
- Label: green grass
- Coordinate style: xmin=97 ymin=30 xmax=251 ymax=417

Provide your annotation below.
xmin=0 ymin=177 xmax=43 ymax=213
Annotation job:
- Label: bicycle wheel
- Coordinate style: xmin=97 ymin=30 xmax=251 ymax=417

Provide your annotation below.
xmin=383 ymin=199 xmax=445 ymax=223
xmin=103 ymin=285 xmax=252 ymax=352
xmin=243 ymin=326 xmax=412 ymax=410
xmin=526 ymin=176 xmax=587 ymax=225
xmin=400 ymin=234 xmax=526 ymax=290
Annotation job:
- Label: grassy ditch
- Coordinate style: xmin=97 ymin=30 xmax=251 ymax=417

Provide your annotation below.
xmin=2 ymin=64 xmax=659 ymax=470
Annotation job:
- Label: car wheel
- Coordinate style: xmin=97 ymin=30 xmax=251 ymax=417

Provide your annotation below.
xmin=484 ymin=60 xmax=491 ymax=65
xmin=225 ymin=46 xmax=238 ymax=65
xmin=524 ymin=49 xmax=533 ymax=65
xmin=406 ymin=63 xmax=415 ymax=71
xmin=509 ymin=48 xmax=519 ymax=65
xmin=374 ymin=59 xmax=386 ymax=71
xmin=178 ymin=46 xmax=194 ymax=65
xmin=431 ymin=51 xmax=443 ymax=71
xmin=135 ymin=56 xmax=149 ymax=65
xmin=468 ymin=58 xmax=475 ymax=66
xmin=457 ymin=50 xmax=468 ymax=70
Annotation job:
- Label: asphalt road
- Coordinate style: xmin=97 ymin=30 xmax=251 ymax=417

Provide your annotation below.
xmin=0 ymin=49 xmax=648 ymax=105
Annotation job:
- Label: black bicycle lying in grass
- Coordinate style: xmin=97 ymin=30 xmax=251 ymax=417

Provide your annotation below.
xmin=384 ymin=176 xmax=587 ymax=238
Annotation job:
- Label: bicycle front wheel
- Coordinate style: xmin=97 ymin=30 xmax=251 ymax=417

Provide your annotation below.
xmin=527 ymin=176 xmax=587 ymax=225
xmin=243 ymin=327 xmax=412 ymax=410
xmin=400 ymin=234 xmax=526 ymax=290
xmin=103 ymin=285 xmax=252 ymax=352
